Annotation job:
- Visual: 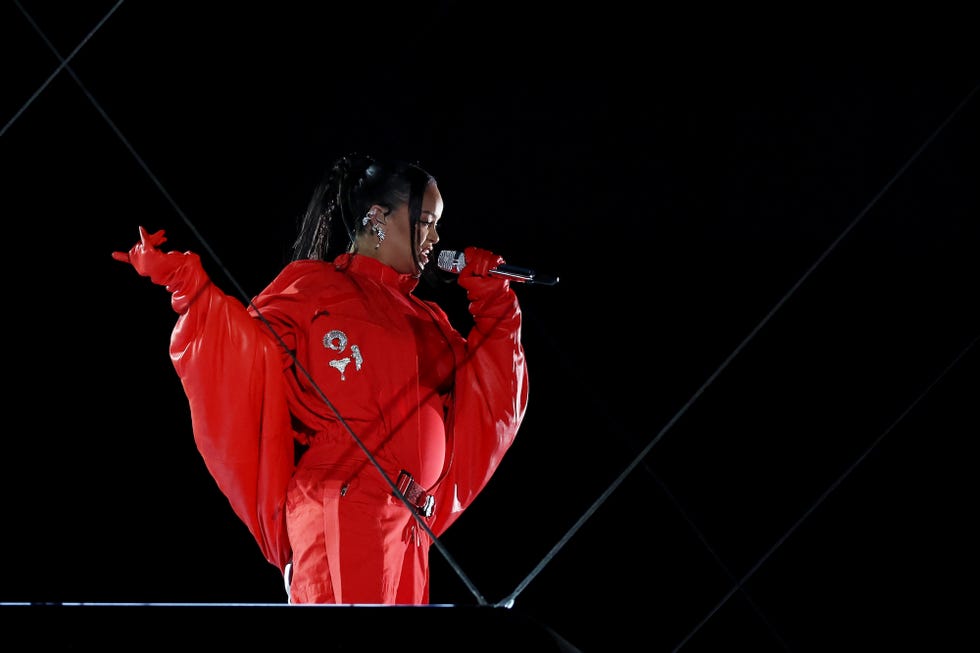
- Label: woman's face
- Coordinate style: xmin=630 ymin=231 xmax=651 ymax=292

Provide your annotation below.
xmin=371 ymin=181 xmax=443 ymax=277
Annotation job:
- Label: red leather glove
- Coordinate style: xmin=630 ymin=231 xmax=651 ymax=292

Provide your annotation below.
xmin=112 ymin=226 xmax=209 ymax=313
xmin=112 ymin=226 xmax=176 ymax=283
xmin=456 ymin=246 xmax=518 ymax=326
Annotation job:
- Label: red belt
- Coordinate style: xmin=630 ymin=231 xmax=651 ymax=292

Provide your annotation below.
xmin=395 ymin=470 xmax=435 ymax=517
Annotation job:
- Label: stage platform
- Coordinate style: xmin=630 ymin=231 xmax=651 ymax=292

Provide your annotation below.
xmin=0 ymin=602 xmax=582 ymax=651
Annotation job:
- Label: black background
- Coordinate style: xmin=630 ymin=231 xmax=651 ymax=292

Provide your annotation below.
xmin=2 ymin=2 xmax=978 ymax=651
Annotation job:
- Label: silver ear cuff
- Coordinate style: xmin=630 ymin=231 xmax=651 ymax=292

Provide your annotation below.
xmin=362 ymin=208 xmax=385 ymax=248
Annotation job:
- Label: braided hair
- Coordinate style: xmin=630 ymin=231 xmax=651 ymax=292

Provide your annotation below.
xmin=292 ymin=154 xmax=435 ymax=267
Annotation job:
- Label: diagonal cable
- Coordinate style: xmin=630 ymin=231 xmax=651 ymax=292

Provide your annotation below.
xmin=497 ymin=80 xmax=980 ymax=609
xmin=2 ymin=0 xmax=125 ymax=139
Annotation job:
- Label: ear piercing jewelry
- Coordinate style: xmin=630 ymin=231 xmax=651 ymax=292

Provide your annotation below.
xmin=362 ymin=209 xmax=386 ymax=248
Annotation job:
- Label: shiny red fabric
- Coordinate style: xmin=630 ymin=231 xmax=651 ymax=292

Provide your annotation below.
xmin=162 ymin=249 xmax=527 ymax=603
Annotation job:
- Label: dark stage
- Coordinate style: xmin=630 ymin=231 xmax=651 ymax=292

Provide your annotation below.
xmin=2 ymin=2 xmax=977 ymax=651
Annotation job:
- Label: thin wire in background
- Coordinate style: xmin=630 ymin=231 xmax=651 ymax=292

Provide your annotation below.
xmin=1 ymin=1 xmax=125 ymax=139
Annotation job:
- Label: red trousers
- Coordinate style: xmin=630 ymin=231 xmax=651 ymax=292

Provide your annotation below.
xmin=285 ymin=457 xmax=431 ymax=604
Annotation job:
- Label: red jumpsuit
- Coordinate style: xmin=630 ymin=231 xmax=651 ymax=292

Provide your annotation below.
xmin=161 ymin=249 xmax=528 ymax=604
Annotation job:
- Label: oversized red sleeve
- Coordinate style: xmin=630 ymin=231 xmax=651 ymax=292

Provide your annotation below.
xmin=427 ymin=274 xmax=529 ymax=537
xmin=166 ymin=253 xmax=295 ymax=572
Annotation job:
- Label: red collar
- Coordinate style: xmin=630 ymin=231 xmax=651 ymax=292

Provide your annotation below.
xmin=334 ymin=253 xmax=420 ymax=294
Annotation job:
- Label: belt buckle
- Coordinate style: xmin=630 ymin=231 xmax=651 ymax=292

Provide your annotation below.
xmin=419 ymin=494 xmax=435 ymax=518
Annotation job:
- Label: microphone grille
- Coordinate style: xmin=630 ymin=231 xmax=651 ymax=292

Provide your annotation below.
xmin=437 ymin=249 xmax=466 ymax=273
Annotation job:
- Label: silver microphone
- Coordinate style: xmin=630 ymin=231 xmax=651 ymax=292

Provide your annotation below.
xmin=436 ymin=250 xmax=558 ymax=285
